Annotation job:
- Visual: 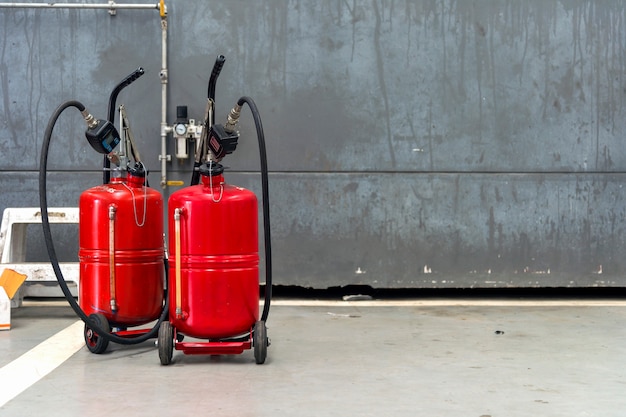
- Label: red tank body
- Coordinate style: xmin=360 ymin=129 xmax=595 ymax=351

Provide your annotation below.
xmin=79 ymin=174 xmax=164 ymax=326
xmin=168 ymin=169 xmax=259 ymax=339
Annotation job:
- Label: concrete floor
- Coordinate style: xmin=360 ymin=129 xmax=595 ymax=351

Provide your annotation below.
xmin=0 ymin=297 xmax=625 ymax=416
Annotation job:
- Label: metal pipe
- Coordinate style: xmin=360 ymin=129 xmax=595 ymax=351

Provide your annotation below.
xmin=159 ymin=7 xmax=170 ymax=188
xmin=0 ymin=2 xmax=159 ymax=10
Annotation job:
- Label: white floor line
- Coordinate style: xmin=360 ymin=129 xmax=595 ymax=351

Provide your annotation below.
xmin=0 ymin=320 xmax=84 ymax=408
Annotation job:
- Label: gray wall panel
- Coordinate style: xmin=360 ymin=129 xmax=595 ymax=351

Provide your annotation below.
xmin=226 ymin=171 xmax=626 ymax=288
xmin=2 ymin=171 xmax=624 ymax=287
xmin=2 ymin=1 xmax=626 ymax=288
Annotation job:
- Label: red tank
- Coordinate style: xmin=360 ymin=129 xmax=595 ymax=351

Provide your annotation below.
xmin=79 ymin=171 xmax=164 ymax=326
xmin=168 ymin=163 xmax=259 ymax=339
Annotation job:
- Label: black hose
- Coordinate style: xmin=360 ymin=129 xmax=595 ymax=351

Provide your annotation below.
xmin=236 ymin=96 xmax=272 ymax=322
xmin=190 ymin=165 xmax=201 ymax=187
xmin=39 ymin=100 xmax=168 ymax=345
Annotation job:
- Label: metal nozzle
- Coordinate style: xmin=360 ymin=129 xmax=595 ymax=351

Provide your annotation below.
xmin=223 ymin=104 xmax=242 ymax=133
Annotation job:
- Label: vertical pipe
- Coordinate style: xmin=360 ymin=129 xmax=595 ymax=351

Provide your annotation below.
xmin=159 ymin=8 xmax=170 ymax=188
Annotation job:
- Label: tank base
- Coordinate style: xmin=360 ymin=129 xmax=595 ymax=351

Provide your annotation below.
xmin=174 ymin=328 xmax=252 ymax=355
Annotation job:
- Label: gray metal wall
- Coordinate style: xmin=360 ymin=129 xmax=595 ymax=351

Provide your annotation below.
xmin=1 ymin=1 xmax=625 ymax=289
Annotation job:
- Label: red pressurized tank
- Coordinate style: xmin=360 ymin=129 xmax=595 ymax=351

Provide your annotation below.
xmin=168 ymin=163 xmax=259 ymax=339
xmin=79 ymin=170 xmax=164 ymax=326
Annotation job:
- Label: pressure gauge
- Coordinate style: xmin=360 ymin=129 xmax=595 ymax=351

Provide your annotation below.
xmin=174 ymin=123 xmax=187 ymax=136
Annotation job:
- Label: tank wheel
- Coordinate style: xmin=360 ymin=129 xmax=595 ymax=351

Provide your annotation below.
xmin=253 ymin=320 xmax=268 ymax=365
xmin=158 ymin=321 xmax=174 ymax=365
xmin=84 ymin=313 xmax=110 ymax=354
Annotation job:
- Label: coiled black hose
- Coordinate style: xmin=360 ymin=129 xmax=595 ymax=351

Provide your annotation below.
xmin=39 ymin=100 xmax=168 ymax=345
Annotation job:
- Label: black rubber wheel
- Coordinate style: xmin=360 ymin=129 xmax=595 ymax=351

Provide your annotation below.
xmin=253 ymin=320 xmax=267 ymax=364
xmin=84 ymin=313 xmax=110 ymax=354
xmin=158 ymin=321 xmax=174 ymax=365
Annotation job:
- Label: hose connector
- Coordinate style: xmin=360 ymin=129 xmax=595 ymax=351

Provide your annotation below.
xmin=80 ymin=109 xmax=99 ymax=130
xmin=223 ymin=104 xmax=242 ymax=133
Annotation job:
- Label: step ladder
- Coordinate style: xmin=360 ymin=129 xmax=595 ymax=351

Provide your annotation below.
xmin=0 ymin=207 xmax=79 ymax=306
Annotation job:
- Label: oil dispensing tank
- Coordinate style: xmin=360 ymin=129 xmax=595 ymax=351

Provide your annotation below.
xmin=79 ymin=164 xmax=164 ymax=348
xmin=40 ymin=67 xmax=168 ymax=355
xmin=163 ymin=162 xmax=263 ymax=359
xmin=157 ymin=55 xmax=271 ymax=365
